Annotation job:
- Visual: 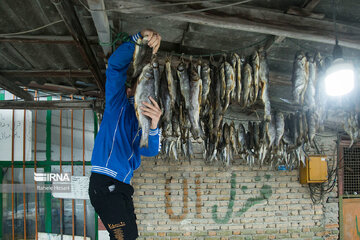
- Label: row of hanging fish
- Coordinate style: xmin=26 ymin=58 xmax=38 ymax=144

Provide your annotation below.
xmin=207 ymin=109 xmax=319 ymax=167
xmin=291 ymin=51 xmax=325 ymax=110
xmin=154 ymin=49 xmax=272 ymax=161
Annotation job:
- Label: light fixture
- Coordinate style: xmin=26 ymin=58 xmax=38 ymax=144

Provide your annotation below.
xmin=324 ymin=0 xmax=355 ymax=96
xmin=324 ymin=45 xmax=355 ymax=96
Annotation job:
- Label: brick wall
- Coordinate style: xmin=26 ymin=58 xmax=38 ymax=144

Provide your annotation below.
xmin=132 ymin=142 xmax=339 ymax=240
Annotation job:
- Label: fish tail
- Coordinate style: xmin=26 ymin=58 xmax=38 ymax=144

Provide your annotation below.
xmin=140 ymin=126 xmax=149 ymax=148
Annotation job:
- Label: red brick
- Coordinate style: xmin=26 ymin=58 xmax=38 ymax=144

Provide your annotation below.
xmin=325 ymin=224 xmax=339 ymax=229
xmin=208 ymin=231 xmax=217 ymax=236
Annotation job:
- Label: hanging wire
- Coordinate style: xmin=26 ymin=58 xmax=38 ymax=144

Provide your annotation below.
xmin=171 ymin=36 xmax=270 ymax=58
xmin=78 ymin=0 xmax=225 ymax=12
xmin=144 ymin=0 xmax=253 ymax=19
xmin=99 ymin=29 xmax=270 ymax=58
xmin=0 ymin=20 xmax=64 ymax=37
xmin=332 ymin=0 xmax=339 ymax=45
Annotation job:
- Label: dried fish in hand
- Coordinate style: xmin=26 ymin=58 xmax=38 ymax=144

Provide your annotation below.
xmin=151 ymin=55 xmax=160 ymax=101
xmin=129 ymin=37 xmax=150 ymax=79
xmin=135 ymin=63 xmax=155 ymax=148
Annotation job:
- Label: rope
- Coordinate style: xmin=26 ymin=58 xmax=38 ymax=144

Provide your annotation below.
xmin=144 ymin=0 xmax=253 ymax=19
xmin=0 ymin=20 xmax=64 ymax=37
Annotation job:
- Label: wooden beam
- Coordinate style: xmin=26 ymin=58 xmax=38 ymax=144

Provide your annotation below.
xmin=0 ymin=69 xmax=95 ymax=78
xmin=0 ymin=99 xmax=104 ymax=110
xmin=119 ymin=1 xmax=360 ymax=50
xmin=286 ymin=6 xmax=325 ymax=19
xmin=52 ymin=0 xmax=105 ymax=93
xmin=0 ymin=75 xmax=33 ymax=101
xmin=86 ymin=0 xmax=112 ymax=58
xmin=303 ymin=0 xmax=322 ymax=11
xmin=0 ymin=35 xmax=99 ymax=44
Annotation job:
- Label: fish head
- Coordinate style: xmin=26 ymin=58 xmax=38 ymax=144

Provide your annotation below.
xmin=252 ymin=51 xmax=260 ymax=63
xmin=295 ymin=51 xmax=307 ymax=64
xmin=151 ymin=55 xmax=159 ymax=68
xmin=190 ymin=69 xmax=200 ymax=81
xmin=177 ymin=62 xmax=185 ymax=72
xmin=201 ymin=62 xmax=209 ymax=70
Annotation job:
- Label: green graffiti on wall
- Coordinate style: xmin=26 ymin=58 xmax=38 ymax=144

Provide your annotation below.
xmin=236 ymin=184 xmax=272 ymax=217
xmin=212 ymin=175 xmax=272 ymax=223
xmin=356 ymin=216 xmax=360 ymax=237
xmin=212 ymin=173 xmax=236 ymax=224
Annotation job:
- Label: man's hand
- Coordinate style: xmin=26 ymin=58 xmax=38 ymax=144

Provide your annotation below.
xmin=140 ymin=29 xmax=161 ymax=54
xmin=140 ymin=96 xmax=162 ymax=129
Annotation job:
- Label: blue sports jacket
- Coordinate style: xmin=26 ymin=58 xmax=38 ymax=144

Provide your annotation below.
xmin=91 ymin=32 xmax=160 ymax=184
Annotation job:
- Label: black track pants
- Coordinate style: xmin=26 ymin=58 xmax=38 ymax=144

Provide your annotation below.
xmin=89 ymin=172 xmax=138 ymax=240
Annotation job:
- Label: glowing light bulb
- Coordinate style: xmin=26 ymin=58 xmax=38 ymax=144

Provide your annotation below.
xmin=324 ymin=59 xmax=354 ymax=96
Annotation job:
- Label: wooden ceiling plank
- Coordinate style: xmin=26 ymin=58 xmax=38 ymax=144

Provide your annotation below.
xmin=86 ymin=0 xmax=112 ymax=58
xmin=0 ymin=69 xmax=95 ymax=78
xmin=0 ymin=74 xmax=33 ymax=101
xmin=52 ymin=0 xmax=105 ymax=93
xmin=0 ymin=35 xmax=99 ymax=44
xmin=118 ymin=1 xmax=360 ymax=50
xmin=304 ymin=0 xmax=322 ymax=11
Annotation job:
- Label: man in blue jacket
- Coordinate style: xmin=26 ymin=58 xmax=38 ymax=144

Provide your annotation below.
xmin=89 ymin=29 xmax=162 ymax=240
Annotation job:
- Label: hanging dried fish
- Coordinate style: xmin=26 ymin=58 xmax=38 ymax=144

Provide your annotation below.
xmin=230 ymin=122 xmax=237 ymax=155
xmin=219 ymin=62 xmax=226 ymax=103
xmin=242 ymin=63 xmax=253 ymax=108
xmin=267 ymin=113 xmax=276 ymax=149
xmin=275 ymin=112 xmax=285 ymax=147
xmin=159 ymin=70 xmax=172 ymax=137
xmin=304 ymin=56 xmax=317 ymax=110
xmin=307 ymin=110 xmax=316 ymax=145
xmin=223 ymin=123 xmax=231 ymax=166
xmin=296 ymin=112 xmax=303 ymax=146
xmin=230 ymin=54 xmax=238 ymax=102
xmin=223 ymin=62 xmax=235 ymax=112
xmin=189 ymin=65 xmax=203 ymax=139
xmin=236 ymin=54 xmax=244 ymax=104
xmin=177 ymin=61 xmax=191 ymax=110
xmin=253 ymin=121 xmax=260 ymax=150
xmin=237 ymin=123 xmax=247 ymax=154
xmin=251 ymin=51 xmax=260 ymax=104
xmin=259 ymin=50 xmax=271 ymax=121
xmin=165 ymin=58 xmax=177 ymax=107
xmin=201 ymin=62 xmax=212 ymax=110
xmin=292 ymin=51 xmax=309 ymax=104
